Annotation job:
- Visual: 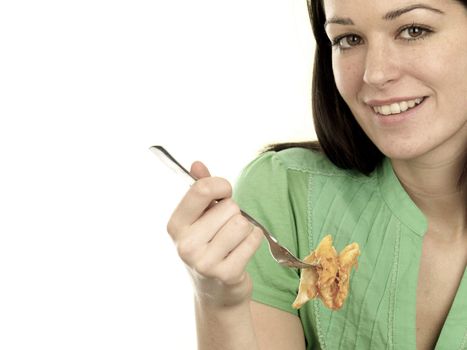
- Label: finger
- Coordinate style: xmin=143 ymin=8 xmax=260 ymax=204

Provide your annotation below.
xmin=190 ymin=161 xmax=218 ymax=211
xmin=172 ymin=199 xmax=242 ymax=267
xmin=197 ymin=213 xmax=254 ymax=265
xmin=171 ymin=199 xmax=242 ymax=267
xmin=188 ymin=198 xmax=241 ymax=243
xmin=190 ymin=161 xmax=211 ymax=179
xmin=167 ymin=176 xmax=233 ymax=236
xmin=214 ymin=226 xmax=264 ymax=285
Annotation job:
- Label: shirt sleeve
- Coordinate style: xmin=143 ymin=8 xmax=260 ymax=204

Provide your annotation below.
xmin=233 ymin=151 xmax=301 ymax=315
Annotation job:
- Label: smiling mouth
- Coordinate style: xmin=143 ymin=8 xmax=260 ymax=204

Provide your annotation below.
xmin=371 ymin=97 xmax=426 ymax=116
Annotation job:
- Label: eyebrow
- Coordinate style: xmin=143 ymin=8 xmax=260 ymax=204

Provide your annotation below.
xmin=324 ymin=3 xmax=445 ymax=28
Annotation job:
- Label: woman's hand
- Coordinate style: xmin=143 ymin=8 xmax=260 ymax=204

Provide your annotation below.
xmin=167 ymin=161 xmax=263 ymax=308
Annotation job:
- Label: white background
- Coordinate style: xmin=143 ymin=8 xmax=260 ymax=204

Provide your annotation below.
xmin=0 ymin=0 xmax=315 ymax=348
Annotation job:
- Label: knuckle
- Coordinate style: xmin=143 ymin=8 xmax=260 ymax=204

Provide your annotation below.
xmin=193 ymin=259 xmax=213 ymax=277
xmin=176 ymin=239 xmax=196 ymax=261
xmin=243 ymin=236 xmax=259 ymax=254
xmin=192 ymin=177 xmax=233 ymax=201
xmin=216 ymin=265 xmax=243 ymax=285
xmin=166 ymin=218 xmax=178 ymax=237
xmin=231 ymin=214 xmax=250 ymax=231
xmin=218 ymin=178 xmax=233 ymax=196
xmin=224 ymin=198 xmax=240 ymax=214
xmin=248 ymin=228 xmax=264 ymax=249
xmin=192 ymin=179 xmax=213 ymax=198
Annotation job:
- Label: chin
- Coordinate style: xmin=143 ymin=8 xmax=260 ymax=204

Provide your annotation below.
xmin=373 ymin=139 xmax=430 ymax=162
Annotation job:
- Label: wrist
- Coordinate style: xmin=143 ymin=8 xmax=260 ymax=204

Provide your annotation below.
xmin=195 ymin=292 xmax=258 ymax=350
xmin=194 ymin=272 xmax=253 ymax=309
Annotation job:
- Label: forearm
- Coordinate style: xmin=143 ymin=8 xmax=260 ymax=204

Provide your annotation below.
xmin=195 ymin=297 xmax=259 ymax=350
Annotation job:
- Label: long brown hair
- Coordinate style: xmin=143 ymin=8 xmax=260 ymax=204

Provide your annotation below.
xmin=267 ymin=0 xmax=383 ymax=175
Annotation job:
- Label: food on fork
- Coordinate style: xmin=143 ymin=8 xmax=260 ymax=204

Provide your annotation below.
xmin=292 ymin=235 xmax=360 ymax=310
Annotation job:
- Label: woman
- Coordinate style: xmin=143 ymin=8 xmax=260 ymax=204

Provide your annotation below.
xmin=166 ymin=0 xmax=467 ymax=349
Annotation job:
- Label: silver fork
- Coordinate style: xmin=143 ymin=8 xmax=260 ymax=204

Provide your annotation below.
xmin=150 ymin=145 xmax=317 ymax=269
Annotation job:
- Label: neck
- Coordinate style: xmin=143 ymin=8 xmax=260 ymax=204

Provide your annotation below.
xmin=391 ymin=151 xmax=466 ymax=239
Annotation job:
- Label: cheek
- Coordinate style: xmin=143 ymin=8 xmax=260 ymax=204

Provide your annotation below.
xmin=405 ymin=39 xmax=467 ymax=112
xmin=332 ymin=56 xmax=363 ymax=104
xmin=434 ymin=43 xmax=467 ymax=109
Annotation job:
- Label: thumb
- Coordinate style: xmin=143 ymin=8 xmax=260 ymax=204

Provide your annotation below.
xmin=190 ymin=161 xmax=211 ymax=179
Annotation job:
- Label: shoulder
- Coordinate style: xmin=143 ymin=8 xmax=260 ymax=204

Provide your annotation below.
xmin=238 ymin=147 xmax=373 ymax=182
xmin=273 ymin=147 xmax=340 ymax=175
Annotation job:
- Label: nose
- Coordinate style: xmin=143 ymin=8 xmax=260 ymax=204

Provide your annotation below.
xmin=363 ymin=42 xmax=401 ymax=88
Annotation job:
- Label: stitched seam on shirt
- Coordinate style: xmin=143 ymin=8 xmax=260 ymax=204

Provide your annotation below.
xmin=314 ymin=300 xmax=326 ymax=350
xmin=387 ymin=221 xmax=401 ymax=350
xmin=354 ymin=212 xmax=393 ymax=349
xmin=272 ymin=149 xmax=368 ymax=179
xmin=459 ymin=328 xmax=467 ymax=350
xmin=287 ymin=166 xmax=375 ymax=182
xmin=307 ymin=171 xmax=327 ymax=349
xmin=307 ymin=172 xmax=315 ymax=250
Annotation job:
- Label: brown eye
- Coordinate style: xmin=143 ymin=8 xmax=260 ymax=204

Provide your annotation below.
xmin=333 ymin=34 xmax=363 ymax=50
xmin=399 ymin=25 xmax=433 ymax=41
xmin=346 ymin=35 xmax=361 ymax=45
xmin=407 ymin=26 xmax=423 ymax=37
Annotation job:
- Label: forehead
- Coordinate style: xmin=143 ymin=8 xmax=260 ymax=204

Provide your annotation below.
xmin=322 ymin=0 xmax=457 ymax=16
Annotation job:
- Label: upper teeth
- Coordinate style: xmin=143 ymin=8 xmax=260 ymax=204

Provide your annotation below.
xmin=372 ymin=98 xmax=424 ymax=116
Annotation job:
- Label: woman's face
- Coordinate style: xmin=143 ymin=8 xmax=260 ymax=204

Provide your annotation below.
xmin=323 ymin=0 xmax=467 ymax=161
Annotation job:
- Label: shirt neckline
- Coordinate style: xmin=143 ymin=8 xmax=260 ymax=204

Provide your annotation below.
xmin=377 ymin=157 xmax=428 ymax=236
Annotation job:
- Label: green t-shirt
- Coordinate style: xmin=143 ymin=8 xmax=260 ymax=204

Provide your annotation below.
xmin=233 ymin=148 xmax=467 ymax=350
